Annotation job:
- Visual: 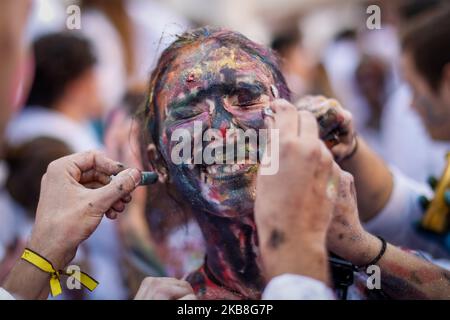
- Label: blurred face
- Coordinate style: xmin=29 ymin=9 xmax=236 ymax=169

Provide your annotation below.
xmin=281 ymin=44 xmax=315 ymax=99
xmin=154 ymin=39 xmax=278 ymax=218
xmin=69 ymin=68 xmax=103 ymax=120
xmin=402 ymin=52 xmax=450 ymax=140
xmin=81 ymin=69 xmax=103 ymax=118
xmin=355 ymin=57 xmax=386 ymax=108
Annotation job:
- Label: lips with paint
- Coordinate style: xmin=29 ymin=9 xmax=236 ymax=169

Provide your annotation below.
xmin=154 ymin=39 xmax=278 ymax=217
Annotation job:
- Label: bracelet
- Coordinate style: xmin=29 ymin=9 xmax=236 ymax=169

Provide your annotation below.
xmin=339 ymin=134 xmax=359 ymax=162
xmin=357 ymin=236 xmax=387 ymax=271
xmin=21 ymin=248 xmax=98 ymax=297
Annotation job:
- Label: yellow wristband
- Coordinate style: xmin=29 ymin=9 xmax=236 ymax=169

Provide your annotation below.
xmin=21 ymin=248 xmax=98 ymax=297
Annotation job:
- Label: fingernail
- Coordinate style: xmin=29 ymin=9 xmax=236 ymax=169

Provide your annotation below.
xmin=128 ymin=168 xmax=141 ymax=187
xmin=139 ymin=171 xmax=158 ymax=186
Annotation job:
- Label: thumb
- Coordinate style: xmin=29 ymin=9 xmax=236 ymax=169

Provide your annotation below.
xmin=91 ymin=168 xmax=141 ymax=209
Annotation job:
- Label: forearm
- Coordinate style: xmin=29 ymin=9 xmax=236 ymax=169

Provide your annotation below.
xmin=337 ymin=232 xmax=450 ymax=299
xmin=339 ymin=137 xmax=393 ymax=221
xmin=262 ymin=233 xmax=330 ymax=286
xmin=3 ymin=259 xmax=51 ymax=300
xmin=377 ymin=243 xmax=450 ymax=299
xmin=3 ymin=234 xmax=70 ymax=300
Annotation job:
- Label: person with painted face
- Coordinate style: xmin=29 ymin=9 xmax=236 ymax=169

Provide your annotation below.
xmin=297 ymin=5 xmax=450 ymax=267
xmin=142 ymin=27 xmax=450 ymax=300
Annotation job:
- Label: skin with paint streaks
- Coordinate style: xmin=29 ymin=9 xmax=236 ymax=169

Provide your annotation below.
xmin=143 ymin=27 xmax=289 ymax=299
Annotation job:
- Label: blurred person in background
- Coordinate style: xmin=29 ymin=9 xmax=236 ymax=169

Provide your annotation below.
xmin=79 ymin=0 xmax=189 ymax=112
xmin=353 ymin=54 xmax=390 ymax=155
xmin=5 ymin=32 xmax=128 ymax=299
xmin=300 ymin=4 xmax=450 ymax=262
xmin=6 ymin=33 xmax=102 ymax=151
xmin=272 ymin=25 xmax=314 ymax=100
xmin=105 ymin=93 xmax=205 ymax=293
xmin=323 ymin=0 xmax=449 ymax=183
xmin=375 ymin=0 xmax=450 ymax=183
xmin=104 ymin=93 xmax=169 ymax=297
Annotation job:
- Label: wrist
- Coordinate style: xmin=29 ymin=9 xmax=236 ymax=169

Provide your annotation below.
xmin=28 ymin=231 xmax=75 ymax=270
xmin=339 ymin=134 xmax=358 ymax=163
xmin=339 ymin=231 xmax=381 ymax=266
xmin=262 ymin=232 xmax=329 ymax=284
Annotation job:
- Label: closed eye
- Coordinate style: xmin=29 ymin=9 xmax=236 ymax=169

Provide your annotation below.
xmin=232 ymin=89 xmax=262 ymax=108
xmin=170 ymin=106 xmax=206 ymax=120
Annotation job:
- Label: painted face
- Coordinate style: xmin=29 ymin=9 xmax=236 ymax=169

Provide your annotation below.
xmin=154 ymin=39 xmax=278 ymax=218
xmin=402 ymin=52 xmax=450 ymax=140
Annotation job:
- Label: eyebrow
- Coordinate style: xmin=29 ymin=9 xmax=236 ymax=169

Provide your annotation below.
xmin=167 ymin=81 xmax=267 ymax=111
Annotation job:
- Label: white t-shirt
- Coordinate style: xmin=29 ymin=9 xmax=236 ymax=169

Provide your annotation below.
xmin=0 ymin=288 xmax=15 ymax=300
xmin=263 ymin=274 xmax=335 ymax=300
xmin=364 ymin=167 xmax=450 ymax=259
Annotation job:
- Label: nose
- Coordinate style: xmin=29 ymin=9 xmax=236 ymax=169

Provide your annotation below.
xmin=210 ymin=99 xmax=233 ymax=136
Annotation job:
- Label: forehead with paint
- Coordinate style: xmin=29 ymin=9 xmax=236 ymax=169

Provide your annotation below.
xmin=159 ymin=42 xmax=275 ymax=124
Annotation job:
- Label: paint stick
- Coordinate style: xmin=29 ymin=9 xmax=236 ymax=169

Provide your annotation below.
xmin=139 ymin=171 xmax=159 ymax=186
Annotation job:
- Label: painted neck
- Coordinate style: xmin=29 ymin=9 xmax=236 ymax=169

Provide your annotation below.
xmin=195 ymin=210 xmax=265 ymax=299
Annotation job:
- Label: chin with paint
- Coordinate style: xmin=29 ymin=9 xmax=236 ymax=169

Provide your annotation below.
xmin=141 ymin=27 xmax=290 ymax=299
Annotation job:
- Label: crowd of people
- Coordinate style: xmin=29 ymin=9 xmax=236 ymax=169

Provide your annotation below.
xmin=0 ymin=0 xmax=449 ymax=300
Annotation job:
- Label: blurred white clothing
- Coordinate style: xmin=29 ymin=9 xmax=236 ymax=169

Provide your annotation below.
xmin=5 ymin=107 xmax=127 ymax=299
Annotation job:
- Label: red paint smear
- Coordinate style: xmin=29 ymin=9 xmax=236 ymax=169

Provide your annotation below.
xmin=208 ymin=188 xmax=222 ymax=201
xmin=383 ymin=260 xmax=444 ymax=284
xmin=186 ymin=73 xmax=195 ymax=82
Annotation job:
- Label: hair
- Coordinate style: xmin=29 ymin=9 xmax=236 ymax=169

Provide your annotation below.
xmin=271 ymin=27 xmax=302 ymax=56
xmin=398 ymin=0 xmax=442 ymax=22
xmin=401 ymin=4 xmax=450 ymax=91
xmin=142 ymin=26 xmax=290 ymax=153
xmin=5 ymin=137 xmax=72 ymax=217
xmin=26 ymin=32 xmax=97 ymax=108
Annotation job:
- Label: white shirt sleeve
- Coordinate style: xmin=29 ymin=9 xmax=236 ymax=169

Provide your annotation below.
xmin=262 ymin=274 xmax=335 ymax=300
xmin=364 ymin=167 xmax=450 ymax=259
xmin=0 ymin=288 xmax=15 ymax=300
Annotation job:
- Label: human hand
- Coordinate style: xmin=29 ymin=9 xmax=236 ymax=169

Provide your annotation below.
xmin=295 ymin=96 xmax=356 ymax=162
xmin=255 ymin=99 xmax=339 ymax=283
xmin=134 ymin=277 xmax=196 ymax=300
xmin=29 ymin=151 xmax=142 ymax=269
xmin=326 ymin=169 xmax=380 ymax=266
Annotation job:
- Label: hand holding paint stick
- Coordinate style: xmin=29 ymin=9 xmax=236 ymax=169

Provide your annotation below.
xmin=295 ymin=96 xmax=357 ymax=161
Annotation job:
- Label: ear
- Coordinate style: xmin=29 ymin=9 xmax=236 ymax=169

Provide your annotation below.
xmin=147 ymin=143 xmax=168 ymax=183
